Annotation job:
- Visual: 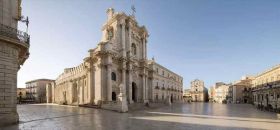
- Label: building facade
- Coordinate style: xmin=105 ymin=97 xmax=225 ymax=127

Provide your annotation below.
xmin=0 ymin=0 xmax=30 ymax=126
xmin=213 ymin=83 xmax=230 ymax=103
xmin=208 ymin=86 xmax=215 ymax=102
xmin=46 ymin=8 xmax=183 ymax=112
xmin=149 ymin=60 xmax=183 ymax=103
xmin=228 ymin=76 xmax=254 ymax=104
xmin=190 ymin=79 xmax=208 ymax=102
xmin=26 ymin=79 xmax=54 ymax=103
xmin=183 ymin=89 xmax=192 ymax=102
xmin=183 ymin=89 xmax=191 ymax=98
xmin=252 ymin=65 xmax=280 ymax=111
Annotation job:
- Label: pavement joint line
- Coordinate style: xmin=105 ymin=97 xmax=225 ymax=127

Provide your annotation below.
xmin=146 ymin=111 xmax=280 ymax=123
xmin=18 ymin=113 xmax=95 ymax=124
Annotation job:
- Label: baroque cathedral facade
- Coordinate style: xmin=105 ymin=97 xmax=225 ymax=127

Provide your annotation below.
xmin=46 ymin=8 xmax=183 ymax=112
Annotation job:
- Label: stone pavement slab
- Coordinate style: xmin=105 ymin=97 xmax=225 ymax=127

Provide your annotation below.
xmin=1 ymin=103 xmax=280 ymax=130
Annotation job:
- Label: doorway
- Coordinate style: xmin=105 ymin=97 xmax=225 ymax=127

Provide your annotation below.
xmin=132 ymin=82 xmax=137 ymax=102
xmin=112 ymin=92 xmax=117 ymax=101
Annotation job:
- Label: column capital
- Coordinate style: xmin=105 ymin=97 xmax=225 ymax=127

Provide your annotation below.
xmin=96 ymin=63 xmax=105 ymax=68
xmin=120 ymin=19 xmax=126 ymax=26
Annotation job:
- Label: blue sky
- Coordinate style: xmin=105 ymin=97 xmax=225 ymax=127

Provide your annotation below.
xmin=18 ymin=0 xmax=280 ymax=89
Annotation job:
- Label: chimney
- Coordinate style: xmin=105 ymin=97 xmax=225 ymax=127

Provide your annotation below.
xmin=106 ymin=8 xmax=114 ymax=21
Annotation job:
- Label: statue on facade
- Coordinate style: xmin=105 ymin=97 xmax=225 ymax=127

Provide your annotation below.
xmin=107 ymin=28 xmax=114 ymax=41
xmin=118 ymin=84 xmax=128 ymax=112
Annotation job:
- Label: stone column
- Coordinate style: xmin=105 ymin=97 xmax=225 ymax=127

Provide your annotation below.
xmin=128 ymin=24 xmax=132 ymax=56
xmin=71 ymin=81 xmax=74 ymax=104
xmin=122 ymin=63 xmax=126 ymax=94
xmin=77 ymin=80 xmax=80 ymax=105
xmin=81 ymin=79 xmax=84 ymax=104
xmin=107 ymin=65 xmax=112 ymax=101
xmin=89 ymin=66 xmax=95 ymax=104
xmin=87 ymin=68 xmax=93 ymax=104
xmin=143 ymin=38 xmax=146 ymax=59
xmin=51 ymin=82 xmax=55 ymax=103
xmin=142 ymin=38 xmax=145 ymax=59
xmin=94 ymin=64 xmax=103 ymax=105
xmin=142 ymin=75 xmax=146 ymax=102
xmin=145 ymin=76 xmax=149 ymax=101
xmin=121 ymin=21 xmax=126 ymax=57
xmin=128 ymin=65 xmax=133 ymax=103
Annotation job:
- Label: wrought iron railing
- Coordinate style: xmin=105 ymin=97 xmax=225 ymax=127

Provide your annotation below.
xmin=0 ymin=23 xmax=30 ymax=44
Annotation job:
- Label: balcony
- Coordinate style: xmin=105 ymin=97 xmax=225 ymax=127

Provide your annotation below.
xmin=0 ymin=23 xmax=30 ymax=45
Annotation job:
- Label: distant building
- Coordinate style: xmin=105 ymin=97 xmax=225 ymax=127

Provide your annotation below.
xmin=228 ymin=76 xmax=254 ymax=104
xmin=252 ymin=65 xmax=280 ymax=111
xmin=190 ymin=79 xmax=208 ymax=102
xmin=213 ymin=83 xmax=231 ymax=103
xmin=208 ymin=82 xmax=225 ymax=102
xmin=184 ymin=89 xmax=191 ymax=97
xmin=26 ymin=79 xmax=54 ymax=103
xmin=208 ymin=86 xmax=215 ymax=102
xmin=183 ymin=89 xmax=192 ymax=102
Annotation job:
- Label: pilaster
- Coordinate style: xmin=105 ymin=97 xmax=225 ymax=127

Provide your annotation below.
xmin=107 ymin=64 xmax=112 ymax=101
xmin=121 ymin=20 xmax=126 ymax=57
xmin=94 ymin=63 xmax=104 ymax=105
xmin=128 ymin=64 xmax=133 ymax=103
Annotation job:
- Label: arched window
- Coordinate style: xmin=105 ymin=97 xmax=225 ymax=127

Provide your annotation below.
xmin=111 ymin=72 xmax=116 ymax=81
xmin=131 ymin=43 xmax=137 ymax=55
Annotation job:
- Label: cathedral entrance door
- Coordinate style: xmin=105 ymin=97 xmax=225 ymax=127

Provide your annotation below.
xmin=132 ymin=82 xmax=137 ymax=102
xmin=112 ymin=92 xmax=117 ymax=101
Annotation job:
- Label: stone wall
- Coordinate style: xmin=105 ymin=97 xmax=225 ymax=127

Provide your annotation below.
xmin=51 ymin=62 xmax=91 ymax=105
xmin=0 ymin=42 xmax=19 ymax=126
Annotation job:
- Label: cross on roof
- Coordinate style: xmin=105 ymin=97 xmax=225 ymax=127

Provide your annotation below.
xmin=131 ymin=5 xmax=136 ymax=16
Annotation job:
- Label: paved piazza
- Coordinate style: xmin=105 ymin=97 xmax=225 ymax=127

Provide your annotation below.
xmin=1 ymin=103 xmax=280 ymax=130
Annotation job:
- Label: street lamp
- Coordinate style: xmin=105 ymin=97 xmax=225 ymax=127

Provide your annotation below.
xmin=19 ymin=16 xmax=29 ymax=33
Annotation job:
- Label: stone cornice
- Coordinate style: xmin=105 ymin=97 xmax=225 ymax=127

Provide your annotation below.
xmin=254 ymin=64 xmax=280 ymax=78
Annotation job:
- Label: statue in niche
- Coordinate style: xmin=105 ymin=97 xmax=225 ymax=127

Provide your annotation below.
xmin=107 ymin=27 xmax=114 ymax=41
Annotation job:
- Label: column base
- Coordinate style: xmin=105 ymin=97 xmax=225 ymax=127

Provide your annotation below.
xmin=94 ymin=99 xmax=102 ymax=106
xmin=0 ymin=112 xmax=19 ymax=126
